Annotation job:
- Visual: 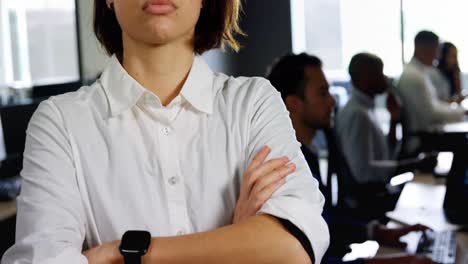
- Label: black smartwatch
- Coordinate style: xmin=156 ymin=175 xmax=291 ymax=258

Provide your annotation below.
xmin=119 ymin=230 xmax=151 ymax=264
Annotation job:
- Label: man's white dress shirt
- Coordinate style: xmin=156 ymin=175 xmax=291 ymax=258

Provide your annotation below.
xmin=2 ymin=55 xmax=329 ymax=264
xmin=396 ymin=58 xmax=464 ymax=152
xmin=429 ymin=67 xmax=451 ymax=101
xmin=336 ymin=88 xmax=395 ymax=184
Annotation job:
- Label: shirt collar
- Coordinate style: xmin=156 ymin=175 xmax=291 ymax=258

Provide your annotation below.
xmin=99 ymin=55 xmax=214 ymax=117
xmin=350 ymin=86 xmax=375 ymax=109
xmin=410 ymin=57 xmax=431 ymax=72
xmin=179 ymin=55 xmax=214 ymax=114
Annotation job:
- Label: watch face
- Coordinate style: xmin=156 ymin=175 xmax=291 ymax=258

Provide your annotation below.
xmin=119 ymin=230 xmax=151 ymax=255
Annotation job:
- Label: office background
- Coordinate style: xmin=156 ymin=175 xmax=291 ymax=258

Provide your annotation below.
xmin=1 ymin=0 xmax=468 ymax=261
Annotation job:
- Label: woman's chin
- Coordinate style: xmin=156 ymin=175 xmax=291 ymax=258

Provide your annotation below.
xmin=144 ymin=24 xmax=180 ymax=41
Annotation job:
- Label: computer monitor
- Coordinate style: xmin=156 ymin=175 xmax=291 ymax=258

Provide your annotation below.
xmin=0 ymin=101 xmax=39 ymax=178
xmin=443 ymin=148 xmax=468 ymax=225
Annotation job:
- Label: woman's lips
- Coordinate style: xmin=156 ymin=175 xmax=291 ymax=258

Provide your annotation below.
xmin=143 ymin=0 xmax=176 ymax=15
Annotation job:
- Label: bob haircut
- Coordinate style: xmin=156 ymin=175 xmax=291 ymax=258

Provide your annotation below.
xmin=93 ymin=0 xmax=244 ymax=56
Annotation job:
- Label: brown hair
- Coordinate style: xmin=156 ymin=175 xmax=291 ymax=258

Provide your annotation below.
xmin=93 ymin=0 xmax=244 ymax=56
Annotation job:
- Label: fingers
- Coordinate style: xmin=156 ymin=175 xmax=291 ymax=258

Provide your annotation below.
xmin=249 ymin=164 xmax=296 ymax=210
xmin=400 ymin=224 xmax=430 ymax=235
xmin=251 ymin=177 xmax=287 ymax=211
xmin=394 ymin=241 xmax=407 ymax=249
xmin=247 ymin=146 xmax=271 ymax=172
xmin=241 ymin=147 xmax=295 ymax=213
xmin=411 ymin=224 xmax=430 ymax=231
xmin=247 ymin=156 xmax=289 ymax=187
xmin=250 ymin=163 xmax=296 ymax=195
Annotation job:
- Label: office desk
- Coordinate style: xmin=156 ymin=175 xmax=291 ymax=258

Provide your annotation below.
xmin=379 ymin=174 xmax=468 ymax=263
xmin=419 ymin=122 xmax=468 ymax=152
xmin=0 ymin=200 xmax=15 ymax=222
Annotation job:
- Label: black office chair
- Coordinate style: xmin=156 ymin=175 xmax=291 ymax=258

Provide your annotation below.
xmin=0 ymin=102 xmax=40 ymax=179
xmin=393 ymin=90 xmax=438 ymax=173
xmin=324 ymin=129 xmax=407 ymax=222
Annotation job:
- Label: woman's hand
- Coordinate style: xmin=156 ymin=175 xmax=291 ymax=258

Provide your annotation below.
xmin=83 ymin=240 xmax=122 ymax=264
xmin=233 ymin=146 xmax=296 ymax=224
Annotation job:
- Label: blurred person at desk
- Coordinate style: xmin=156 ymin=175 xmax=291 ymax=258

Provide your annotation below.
xmin=267 ymin=53 xmax=434 ymax=264
xmin=2 ymin=0 xmax=330 ymax=263
xmin=335 ymin=53 xmax=432 ymax=217
xmin=431 ymin=42 xmax=464 ymax=102
xmin=396 ymin=31 xmax=467 ymax=154
xmin=336 ymin=53 xmax=401 ymax=186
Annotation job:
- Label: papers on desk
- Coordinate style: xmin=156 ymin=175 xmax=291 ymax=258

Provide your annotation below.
xmin=386 ymin=208 xmax=461 ymax=232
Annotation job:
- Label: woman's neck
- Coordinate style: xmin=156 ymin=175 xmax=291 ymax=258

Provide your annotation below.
xmin=121 ymin=33 xmax=195 ymax=106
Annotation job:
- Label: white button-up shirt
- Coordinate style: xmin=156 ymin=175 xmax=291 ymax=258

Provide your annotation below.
xmin=396 ymin=58 xmax=464 ymax=152
xmin=428 ymin=67 xmax=452 ymax=101
xmin=336 ymin=88 xmax=395 ymax=184
xmin=2 ymin=55 xmax=329 ymax=264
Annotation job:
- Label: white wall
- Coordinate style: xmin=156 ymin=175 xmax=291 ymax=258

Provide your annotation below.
xmin=77 ymin=0 xmax=108 ymax=82
xmin=0 ymin=0 xmax=12 ymax=87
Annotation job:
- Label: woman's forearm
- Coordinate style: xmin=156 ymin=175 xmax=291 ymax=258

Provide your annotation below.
xmin=143 ymin=214 xmax=311 ymax=264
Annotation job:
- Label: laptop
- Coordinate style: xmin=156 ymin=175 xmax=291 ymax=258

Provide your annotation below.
xmin=402 ymin=229 xmax=456 ymax=264
xmin=386 ymin=148 xmax=468 ymax=264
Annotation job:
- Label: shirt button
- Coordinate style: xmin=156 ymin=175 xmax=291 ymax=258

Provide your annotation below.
xmin=168 ymin=176 xmax=179 ymax=185
xmin=163 ymin=127 xmax=171 ymax=135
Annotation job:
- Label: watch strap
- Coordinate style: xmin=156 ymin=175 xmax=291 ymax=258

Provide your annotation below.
xmin=123 ymin=254 xmax=141 ymax=264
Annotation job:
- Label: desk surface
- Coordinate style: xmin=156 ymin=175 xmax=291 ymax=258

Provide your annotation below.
xmin=380 ymin=174 xmax=468 ymax=263
xmin=386 ymin=174 xmax=459 ymax=231
xmin=424 ymin=121 xmax=468 ymax=135
xmin=0 ymin=200 xmax=16 ymax=221
xmin=442 ymin=122 xmax=468 ymax=134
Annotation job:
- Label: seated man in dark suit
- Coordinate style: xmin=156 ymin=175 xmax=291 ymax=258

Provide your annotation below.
xmin=267 ymin=53 xmax=434 ymax=264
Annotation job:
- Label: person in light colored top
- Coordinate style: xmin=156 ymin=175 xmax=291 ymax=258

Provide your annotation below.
xmin=429 ymin=66 xmax=452 ymax=101
xmin=1 ymin=0 xmax=329 ymax=263
xmin=336 ymin=53 xmax=400 ymax=184
xmin=396 ymin=31 xmax=465 ymax=153
xmin=430 ymin=42 xmax=464 ymax=102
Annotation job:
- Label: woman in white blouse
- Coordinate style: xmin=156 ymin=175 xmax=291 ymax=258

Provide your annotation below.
xmin=2 ymin=0 xmax=329 ymax=263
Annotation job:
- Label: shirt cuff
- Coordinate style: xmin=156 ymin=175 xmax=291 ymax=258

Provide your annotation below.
xmin=275 ymin=217 xmax=315 ymax=263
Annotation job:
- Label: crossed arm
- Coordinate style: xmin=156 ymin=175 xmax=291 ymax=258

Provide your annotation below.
xmin=4 ymin=85 xmax=328 ymax=264
xmin=85 ymin=215 xmax=311 ymax=264
xmin=84 ymin=146 xmax=313 ymax=264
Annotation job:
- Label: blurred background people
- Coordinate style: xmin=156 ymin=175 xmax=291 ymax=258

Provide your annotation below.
xmin=396 ymin=31 xmax=466 ymax=154
xmin=431 ymin=42 xmax=463 ymax=102
xmin=267 ymin=53 xmax=435 ymax=264
xmin=336 ymin=53 xmax=400 ymax=185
